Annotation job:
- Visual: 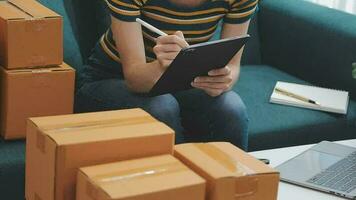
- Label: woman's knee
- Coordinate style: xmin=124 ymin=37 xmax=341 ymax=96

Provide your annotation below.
xmin=144 ymin=95 xmax=181 ymax=124
xmin=212 ymin=91 xmax=248 ymax=122
xmin=210 ymin=91 xmax=249 ymax=149
xmin=144 ymin=95 xmax=184 ymax=143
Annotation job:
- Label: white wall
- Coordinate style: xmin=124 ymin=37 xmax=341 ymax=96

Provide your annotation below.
xmin=306 ymin=0 xmax=356 ymax=14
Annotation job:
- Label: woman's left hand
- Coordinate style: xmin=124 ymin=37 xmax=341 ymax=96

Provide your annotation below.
xmin=191 ymin=65 xmax=235 ymax=97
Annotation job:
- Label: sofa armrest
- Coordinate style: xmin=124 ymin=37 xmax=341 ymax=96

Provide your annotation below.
xmin=258 ymin=0 xmax=356 ymax=99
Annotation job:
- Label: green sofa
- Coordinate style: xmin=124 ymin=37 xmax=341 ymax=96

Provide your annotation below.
xmin=0 ymin=0 xmax=355 ymax=199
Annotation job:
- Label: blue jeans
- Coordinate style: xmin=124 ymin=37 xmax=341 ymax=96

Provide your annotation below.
xmin=75 ymin=44 xmax=249 ymax=150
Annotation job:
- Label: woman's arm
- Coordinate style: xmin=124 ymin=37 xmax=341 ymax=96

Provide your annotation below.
xmin=221 ymin=20 xmax=251 ymax=83
xmin=191 ymin=20 xmax=251 ymax=96
xmin=111 ymin=17 xmax=161 ymax=93
xmin=111 ymin=17 xmax=187 ymax=93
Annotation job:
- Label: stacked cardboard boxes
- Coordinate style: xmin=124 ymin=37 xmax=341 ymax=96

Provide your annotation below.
xmin=0 ymin=0 xmax=75 ymax=139
xmin=25 ymin=108 xmax=178 ymax=200
xmin=25 ymin=109 xmax=279 ymax=200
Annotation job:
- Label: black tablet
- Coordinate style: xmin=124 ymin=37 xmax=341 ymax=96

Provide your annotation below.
xmin=149 ymin=35 xmax=250 ymax=96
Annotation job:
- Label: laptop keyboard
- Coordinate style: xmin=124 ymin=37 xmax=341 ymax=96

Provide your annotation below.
xmin=307 ymin=151 xmax=356 ymax=193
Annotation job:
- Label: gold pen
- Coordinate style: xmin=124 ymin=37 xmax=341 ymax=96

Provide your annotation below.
xmin=275 ymin=87 xmax=321 ymax=106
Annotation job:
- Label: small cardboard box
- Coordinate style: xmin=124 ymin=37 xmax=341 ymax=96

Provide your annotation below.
xmin=76 ymin=155 xmax=206 ymax=200
xmin=25 ymin=108 xmax=175 ymax=200
xmin=0 ymin=63 xmax=75 ymax=139
xmin=174 ymin=142 xmax=280 ymax=200
xmin=0 ymin=0 xmax=62 ymax=69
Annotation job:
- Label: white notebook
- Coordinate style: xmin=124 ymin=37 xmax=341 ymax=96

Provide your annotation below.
xmin=270 ymin=81 xmax=349 ymax=114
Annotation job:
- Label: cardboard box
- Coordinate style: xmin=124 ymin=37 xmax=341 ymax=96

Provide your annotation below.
xmin=0 ymin=0 xmax=62 ymax=69
xmin=0 ymin=63 xmax=74 ymax=139
xmin=76 ymin=155 xmax=206 ymax=200
xmin=25 ymin=108 xmax=175 ymax=200
xmin=174 ymin=142 xmax=280 ymax=200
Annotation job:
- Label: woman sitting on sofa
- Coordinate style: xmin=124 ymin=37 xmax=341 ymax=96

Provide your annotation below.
xmin=75 ymin=0 xmax=258 ymax=150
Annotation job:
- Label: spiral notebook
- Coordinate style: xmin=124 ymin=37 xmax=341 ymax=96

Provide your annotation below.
xmin=270 ymin=81 xmax=349 ymax=114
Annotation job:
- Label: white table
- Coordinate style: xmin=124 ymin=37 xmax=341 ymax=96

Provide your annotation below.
xmin=250 ymin=139 xmax=356 ymax=200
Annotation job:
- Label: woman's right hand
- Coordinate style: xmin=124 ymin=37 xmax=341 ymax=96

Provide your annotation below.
xmin=153 ymin=31 xmax=189 ymax=69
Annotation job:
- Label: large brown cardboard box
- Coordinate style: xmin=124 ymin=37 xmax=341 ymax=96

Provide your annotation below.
xmin=76 ymin=155 xmax=206 ymax=200
xmin=0 ymin=0 xmax=62 ymax=69
xmin=0 ymin=63 xmax=74 ymax=139
xmin=174 ymin=142 xmax=280 ymax=200
xmin=25 ymin=108 xmax=175 ymax=200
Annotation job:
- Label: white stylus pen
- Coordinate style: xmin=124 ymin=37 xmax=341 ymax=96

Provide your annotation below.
xmin=136 ymin=18 xmax=168 ymax=36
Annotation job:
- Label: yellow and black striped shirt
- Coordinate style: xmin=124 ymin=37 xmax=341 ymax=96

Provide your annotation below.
xmin=101 ymin=0 xmax=258 ymax=63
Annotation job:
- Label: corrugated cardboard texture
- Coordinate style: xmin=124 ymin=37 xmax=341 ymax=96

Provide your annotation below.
xmin=174 ymin=142 xmax=280 ymax=200
xmin=0 ymin=0 xmax=30 ymax=20
xmin=8 ymin=0 xmax=60 ymax=18
xmin=0 ymin=63 xmax=75 ymax=139
xmin=0 ymin=0 xmax=62 ymax=69
xmin=25 ymin=108 xmax=175 ymax=200
xmin=76 ymin=155 xmax=206 ymax=200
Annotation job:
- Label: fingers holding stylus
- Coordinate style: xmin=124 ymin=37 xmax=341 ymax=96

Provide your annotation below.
xmin=154 ymin=44 xmax=181 ymax=54
xmin=154 ymin=31 xmax=188 ymax=68
xmin=157 ymin=31 xmax=189 ymax=48
xmin=136 ymin=19 xmax=189 ymax=68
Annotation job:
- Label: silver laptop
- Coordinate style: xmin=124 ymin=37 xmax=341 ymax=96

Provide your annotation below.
xmin=276 ymin=141 xmax=356 ymax=199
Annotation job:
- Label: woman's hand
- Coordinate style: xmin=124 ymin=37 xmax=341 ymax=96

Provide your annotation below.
xmin=153 ymin=31 xmax=189 ymax=69
xmin=191 ymin=65 xmax=236 ymax=97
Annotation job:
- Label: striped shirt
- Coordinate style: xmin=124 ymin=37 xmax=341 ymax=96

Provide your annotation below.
xmin=101 ymin=0 xmax=258 ymax=63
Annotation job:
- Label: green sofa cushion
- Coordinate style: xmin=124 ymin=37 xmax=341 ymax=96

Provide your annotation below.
xmin=258 ymin=0 xmax=356 ymax=99
xmin=237 ymin=65 xmax=356 ymax=151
